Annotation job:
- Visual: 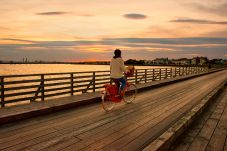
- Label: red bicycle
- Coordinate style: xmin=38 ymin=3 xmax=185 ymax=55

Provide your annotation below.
xmin=101 ymin=76 xmax=137 ymax=111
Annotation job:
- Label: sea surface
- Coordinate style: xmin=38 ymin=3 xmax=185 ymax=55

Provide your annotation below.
xmin=0 ymin=64 xmax=169 ymax=76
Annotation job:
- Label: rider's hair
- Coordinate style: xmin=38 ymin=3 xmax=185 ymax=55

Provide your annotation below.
xmin=113 ymin=49 xmax=121 ymax=58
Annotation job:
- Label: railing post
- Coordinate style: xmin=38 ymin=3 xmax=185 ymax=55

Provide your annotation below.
xmin=41 ymin=75 xmax=44 ymax=101
xmin=145 ymin=69 xmax=147 ymax=83
xmin=153 ymin=69 xmax=155 ymax=81
xmin=159 ymin=68 xmax=161 ymax=80
xmin=70 ymin=73 xmax=74 ymax=95
xmin=165 ymin=68 xmax=167 ymax=79
xmin=170 ymin=68 xmax=173 ymax=78
xmin=135 ymin=70 xmax=138 ymax=84
xmin=0 ymin=77 xmax=5 ymax=107
xmin=93 ymin=72 xmax=95 ymax=92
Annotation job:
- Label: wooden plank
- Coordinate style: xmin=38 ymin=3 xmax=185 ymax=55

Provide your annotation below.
xmin=224 ymin=145 xmax=227 ymax=151
xmin=0 ymin=128 xmax=57 ymax=150
xmin=19 ymin=134 xmax=80 ymax=151
xmin=206 ymin=91 xmax=227 ymax=151
xmin=188 ymin=119 xmax=219 ymax=151
xmin=2 ymin=131 xmax=65 ymax=151
xmin=170 ymin=87 xmax=223 ymax=151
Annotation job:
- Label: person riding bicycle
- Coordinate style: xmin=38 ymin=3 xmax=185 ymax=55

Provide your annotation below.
xmin=110 ymin=49 xmax=127 ymax=97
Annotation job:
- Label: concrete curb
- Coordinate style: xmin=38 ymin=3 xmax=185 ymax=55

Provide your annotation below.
xmin=142 ymin=80 xmax=226 ymax=151
xmin=0 ymin=68 xmax=226 ymax=125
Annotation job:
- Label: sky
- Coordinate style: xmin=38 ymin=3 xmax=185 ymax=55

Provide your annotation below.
xmin=0 ymin=0 xmax=227 ymax=62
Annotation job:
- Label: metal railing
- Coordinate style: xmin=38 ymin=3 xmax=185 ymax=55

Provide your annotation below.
xmin=0 ymin=66 xmax=208 ymax=107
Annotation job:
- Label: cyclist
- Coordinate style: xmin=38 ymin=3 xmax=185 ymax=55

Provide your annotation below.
xmin=110 ymin=49 xmax=127 ymax=97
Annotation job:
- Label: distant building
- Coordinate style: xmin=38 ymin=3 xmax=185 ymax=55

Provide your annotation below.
xmin=191 ymin=57 xmax=200 ymax=65
xmin=199 ymin=57 xmax=208 ymax=65
xmin=172 ymin=58 xmax=191 ymax=65
xmin=153 ymin=58 xmax=169 ymax=65
xmin=210 ymin=59 xmax=224 ymax=64
xmin=144 ymin=60 xmax=153 ymax=65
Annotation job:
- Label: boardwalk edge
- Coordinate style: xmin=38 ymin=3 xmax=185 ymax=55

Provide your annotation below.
xmin=142 ymin=80 xmax=227 ymax=151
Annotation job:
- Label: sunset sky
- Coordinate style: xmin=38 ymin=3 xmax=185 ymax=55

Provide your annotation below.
xmin=0 ymin=0 xmax=227 ymax=61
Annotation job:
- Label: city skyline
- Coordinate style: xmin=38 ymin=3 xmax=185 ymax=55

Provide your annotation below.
xmin=0 ymin=0 xmax=227 ymax=61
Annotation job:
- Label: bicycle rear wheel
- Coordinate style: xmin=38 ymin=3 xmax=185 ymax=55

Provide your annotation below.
xmin=101 ymin=90 xmax=115 ymax=111
xmin=124 ymin=83 xmax=137 ymax=103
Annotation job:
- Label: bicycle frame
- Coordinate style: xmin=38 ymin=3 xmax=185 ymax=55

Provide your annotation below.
xmin=103 ymin=82 xmax=130 ymax=103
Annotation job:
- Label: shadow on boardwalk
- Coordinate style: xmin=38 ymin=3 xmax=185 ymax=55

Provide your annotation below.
xmin=170 ymin=87 xmax=227 ymax=151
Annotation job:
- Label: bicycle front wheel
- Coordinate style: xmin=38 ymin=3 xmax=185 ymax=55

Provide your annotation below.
xmin=101 ymin=90 xmax=115 ymax=111
xmin=124 ymin=83 xmax=137 ymax=104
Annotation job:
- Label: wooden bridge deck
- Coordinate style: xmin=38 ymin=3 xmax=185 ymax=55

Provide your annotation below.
xmin=170 ymin=86 xmax=227 ymax=151
xmin=0 ymin=70 xmax=226 ymax=151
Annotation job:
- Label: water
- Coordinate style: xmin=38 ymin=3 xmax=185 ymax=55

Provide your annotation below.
xmin=0 ymin=64 xmax=169 ymax=75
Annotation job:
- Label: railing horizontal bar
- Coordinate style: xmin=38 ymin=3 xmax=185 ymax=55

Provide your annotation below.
xmin=1 ymin=70 xmax=110 ymax=78
xmin=127 ymin=79 xmax=136 ymax=83
xmin=4 ymin=85 xmax=40 ymax=91
xmin=147 ymin=78 xmax=155 ymax=80
xmin=95 ymin=81 xmax=110 ymax=85
xmin=74 ymin=88 xmax=92 ymax=92
xmin=44 ymin=77 xmax=71 ymax=81
xmin=74 ymin=75 xmax=93 ymax=79
xmin=44 ymin=82 xmax=71 ymax=87
xmin=95 ymin=74 xmax=110 ymax=77
xmin=74 ymin=84 xmax=92 ymax=88
xmin=74 ymin=79 xmax=92 ymax=83
xmin=45 ymin=86 xmax=72 ymax=92
xmin=4 ymin=79 xmax=41 ymax=85
xmin=4 ymin=90 xmax=40 ymax=98
xmin=95 ymin=78 xmax=110 ymax=81
xmin=44 ymin=91 xmax=71 ymax=98
xmin=95 ymin=85 xmax=105 ymax=89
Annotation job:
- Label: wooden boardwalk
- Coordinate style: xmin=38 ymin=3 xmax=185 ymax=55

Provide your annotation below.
xmin=170 ymin=86 xmax=227 ymax=151
xmin=0 ymin=70 xmax=226 ymax=151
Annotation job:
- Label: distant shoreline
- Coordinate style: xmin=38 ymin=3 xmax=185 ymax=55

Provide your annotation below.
xmin=0 ymin=62 xmax=210 ymax=67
